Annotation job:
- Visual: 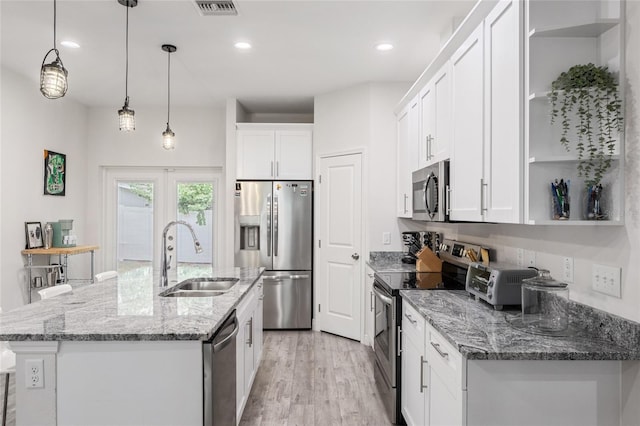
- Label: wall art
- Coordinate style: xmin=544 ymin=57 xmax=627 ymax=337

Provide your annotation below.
xmin=44 ymin=150 xmax=66 ymax=196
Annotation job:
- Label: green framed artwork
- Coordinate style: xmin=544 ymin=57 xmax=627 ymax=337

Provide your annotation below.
xmin=44 ymin=150 xmax=66 ymax=196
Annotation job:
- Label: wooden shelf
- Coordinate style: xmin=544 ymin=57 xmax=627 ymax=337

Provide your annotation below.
xmin=21 ymin=245 xmax=99 ymax=256
xmin=529 ymin=19 xmax=618 ymax=38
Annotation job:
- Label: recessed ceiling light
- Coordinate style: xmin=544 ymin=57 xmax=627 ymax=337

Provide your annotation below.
xmin=60 ymin=40 xmax=80 ymax=49
xmin=376 ymin=43 xmax=394 ymax=52
xmin=234 ymin=42 xmax=252 ymax=50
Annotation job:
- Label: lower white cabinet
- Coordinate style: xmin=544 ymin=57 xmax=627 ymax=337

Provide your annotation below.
xmin=401 ymin=302 xmax=428 ymax=426
xmin=236 ymin=281 xmax=264 ymax=423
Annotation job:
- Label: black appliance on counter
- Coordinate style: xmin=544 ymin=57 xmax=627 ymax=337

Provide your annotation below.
xmin=372 ymin=238 xmax=482 ymax=425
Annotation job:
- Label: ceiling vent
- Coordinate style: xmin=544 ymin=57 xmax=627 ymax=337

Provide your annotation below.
xmin=194 ymin=0 xmax=238 ymax=16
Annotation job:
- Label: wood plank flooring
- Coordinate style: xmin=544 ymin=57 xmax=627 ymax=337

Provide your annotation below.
xmin=240 ymin=330 xmax=392 ymax=426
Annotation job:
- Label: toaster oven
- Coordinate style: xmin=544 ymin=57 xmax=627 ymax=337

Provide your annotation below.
xmin=466 ymin=262 xmax=538 ymax=310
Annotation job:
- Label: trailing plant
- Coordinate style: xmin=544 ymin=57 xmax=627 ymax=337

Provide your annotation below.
xmin=549 ymin=63 xmax=623 ymax=187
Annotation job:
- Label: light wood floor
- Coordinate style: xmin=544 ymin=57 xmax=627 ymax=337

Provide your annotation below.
xmin=240 ymin=330 xmax=392 ymax=426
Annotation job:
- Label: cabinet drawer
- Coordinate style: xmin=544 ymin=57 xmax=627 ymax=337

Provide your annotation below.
xmin=402 ymin=302 xmax=425 ymax=345
xmin=427 ymin=324 xmax=463 ymax=396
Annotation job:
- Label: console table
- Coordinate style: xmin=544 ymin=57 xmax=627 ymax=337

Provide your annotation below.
xmin=21 ymin=245 xmax=99 ymax=303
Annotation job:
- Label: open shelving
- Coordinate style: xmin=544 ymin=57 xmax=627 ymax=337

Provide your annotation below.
xmin=524 ymin=0 xmax=624 ymax=225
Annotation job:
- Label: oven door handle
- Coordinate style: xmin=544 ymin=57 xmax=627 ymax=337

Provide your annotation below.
xmin=372 ymin=285 xmax=393 ymax=306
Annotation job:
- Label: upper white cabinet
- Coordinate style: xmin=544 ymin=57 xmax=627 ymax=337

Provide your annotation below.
xmin=236 ymin=124 xmax=313 ymax=180
xmin=419 ymin=62 xmax=452 ymax=169
xmin=449 ymin=24 xmax=486 ymax=222
xmin=449 ymin=0 xmax=523 ymax=223
xmin=525 ymin=0 xmax=623 ymax=224
xmin=397 ymin=97 xmax=419 ymax=217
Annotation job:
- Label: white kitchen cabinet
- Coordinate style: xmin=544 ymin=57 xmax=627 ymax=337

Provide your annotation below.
xmin=396 ymin=96 xmax=419 ymax=217
xmin=365 ymin=265 xmax=375 ymax=348
xmin=449 ymin=0 xmax=523 ymax=223
xmin=235 ymin=284 xmax=263 ymax=423
xmin=236 ymin=124 xmax=313 ymax=180
xmin=401 ymin=302 xmax=428 ymax=426
xmin=419 ymin=62 xmax=452 ymax=169
xmin=449 ymin=24 xmax=485 ymax=222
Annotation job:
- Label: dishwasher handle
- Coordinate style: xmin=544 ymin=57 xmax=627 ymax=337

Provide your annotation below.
xmin=213 ymin=317 xmax=239 ymax=353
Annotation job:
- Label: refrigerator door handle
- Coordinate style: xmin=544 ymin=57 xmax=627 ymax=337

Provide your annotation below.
xmin=266 ymin=193 xmax=272 ymax=257
xmin=274 ymin=195 xmax=279 ymax=257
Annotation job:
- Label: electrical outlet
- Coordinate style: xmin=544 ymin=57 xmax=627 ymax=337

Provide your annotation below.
xmin=524 ymin=250 xmax=536 ymax=267
xmin=562 ymin=257 xmax=574 ymax=283
xmin=25 ymin=359 xmax=44 ymax=389
xmin=516 ymin=248 xmax=525 ymax=267
xmin=382 ymin=232 xmax=391 ymax=245
xmin=592 ymin=264 xmax=622 ymax=298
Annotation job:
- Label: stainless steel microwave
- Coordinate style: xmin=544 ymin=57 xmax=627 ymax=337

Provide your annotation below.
xmin=412 ymin=161 xmax=449 ymax=222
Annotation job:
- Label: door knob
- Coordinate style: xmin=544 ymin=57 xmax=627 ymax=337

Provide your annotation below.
xmin=352 ymin=253 xmax=360 ymax=260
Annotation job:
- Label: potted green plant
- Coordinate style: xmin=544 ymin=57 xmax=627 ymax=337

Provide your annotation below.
xmin=548 ymin=63 xmax=623 ymax=220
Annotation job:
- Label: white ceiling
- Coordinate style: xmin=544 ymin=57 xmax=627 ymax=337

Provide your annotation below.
xmin=0 ymin=0 xmax=475 ymax=112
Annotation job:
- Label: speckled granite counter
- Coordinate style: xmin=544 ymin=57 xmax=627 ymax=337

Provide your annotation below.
xmin=0 ymin=267 xmax=264 ymax=342
xmin=402 ymin=290 xmax=640 ymax=361
xmin=367 ymin=251 xmax=417 ymax=272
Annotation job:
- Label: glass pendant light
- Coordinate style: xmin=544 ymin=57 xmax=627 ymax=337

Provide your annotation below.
xmin=40 ymin=0 xmax=68 ymax=99
xmin=118 ymin=0 xmax=137 ymax=132
xmin=161 ymin=44 xmax=177 ymax=150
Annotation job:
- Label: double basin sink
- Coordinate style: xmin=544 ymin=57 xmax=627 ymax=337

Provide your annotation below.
xmin=159 ymin=277 xmax=239 ymax=298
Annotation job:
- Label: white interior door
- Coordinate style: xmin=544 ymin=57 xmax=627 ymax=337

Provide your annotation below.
xmin=316 ymin=152 xmax=362 ymax=341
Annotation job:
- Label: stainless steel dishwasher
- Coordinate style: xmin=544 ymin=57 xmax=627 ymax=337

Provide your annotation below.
xmin=203 ymin=310 xmax=239 ymax=425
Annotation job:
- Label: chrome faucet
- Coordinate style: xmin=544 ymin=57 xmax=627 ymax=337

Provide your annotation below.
xmin=160 ymin=220 xmax=203 ymax=287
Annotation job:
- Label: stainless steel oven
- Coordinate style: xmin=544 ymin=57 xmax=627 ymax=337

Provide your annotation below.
xmin=412 ymin=160 xmax=449 ymax=222
xmin=372 ymin=280 xmax=403 ymax=425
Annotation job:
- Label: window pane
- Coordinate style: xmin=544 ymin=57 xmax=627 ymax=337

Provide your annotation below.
xmin=176 ymin=182 xmax=213 ymax=280
xmin=117 ymin=181 xmax=154 ymax=279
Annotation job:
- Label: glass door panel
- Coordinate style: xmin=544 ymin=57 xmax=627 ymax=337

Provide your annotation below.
xmin=117 ymin=181 xmax=154 ymax=280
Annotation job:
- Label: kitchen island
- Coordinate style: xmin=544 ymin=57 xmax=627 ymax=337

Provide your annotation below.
xmin=0 ymin=266 xmax=264 ymax=426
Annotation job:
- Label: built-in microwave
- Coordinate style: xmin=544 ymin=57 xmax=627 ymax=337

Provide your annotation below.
xmin=412 ymin=160 xmax=449 ymax=222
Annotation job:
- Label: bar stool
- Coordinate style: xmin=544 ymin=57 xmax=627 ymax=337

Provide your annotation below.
xmin=38 ymin=284 xmax=73 ymax=300
xmin=94 ymin=271 xmax=118 ymax=282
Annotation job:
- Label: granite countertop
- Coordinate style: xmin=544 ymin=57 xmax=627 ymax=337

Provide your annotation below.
xmin=0 ymin=267 xmax=264 ymax=342
xmin=367 ymin=251 xmax=417 ymax=272
xmin=402 ymin=290 xmax=640 ymax=361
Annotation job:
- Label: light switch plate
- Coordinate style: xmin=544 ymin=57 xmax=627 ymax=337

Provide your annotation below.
xmin=516 ymin=248 xmax=525 ymax=267
xmin=524 ymin=250 xmax=536 ymax=267
xmin=382 ymin=232 xmax=391 ymax=245
xmin=592 ymin=264 xmax=621 ymax=298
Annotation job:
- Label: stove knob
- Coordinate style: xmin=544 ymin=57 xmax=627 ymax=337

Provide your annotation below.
xmin=487 ymin=292 xmax=493 ymax=300
xmin=488 ymin=279 xmax=494 ymax=287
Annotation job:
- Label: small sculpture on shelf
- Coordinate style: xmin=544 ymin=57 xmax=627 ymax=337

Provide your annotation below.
xmin=548 ymin=63 xmax=623 ymax=220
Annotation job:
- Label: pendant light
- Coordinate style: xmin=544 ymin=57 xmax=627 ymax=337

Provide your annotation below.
xmin=40 ymin=0 xmax=68 ymax=99
xmin=117 ymin=0 xmax=137 ymax=132
xmin=161 ymin=44 xmax=177 ymax=150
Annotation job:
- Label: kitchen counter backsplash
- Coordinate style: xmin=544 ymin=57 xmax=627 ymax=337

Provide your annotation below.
xmin=368 ymin=251 xmax=416 ymax=272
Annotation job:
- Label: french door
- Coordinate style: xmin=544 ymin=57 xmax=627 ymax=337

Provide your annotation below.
xmin=103 ymin=167 xmax=221 ymax=282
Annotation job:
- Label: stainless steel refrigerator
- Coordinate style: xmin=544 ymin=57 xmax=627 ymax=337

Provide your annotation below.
xmin=234 ymin=181 xmax=312 ymax=329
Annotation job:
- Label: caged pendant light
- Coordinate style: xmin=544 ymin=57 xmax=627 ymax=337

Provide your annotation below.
xmin=40 ymin=0 xmax=68 ymax=99
xmin=161 ymin=44 xmax=177 ymax=150
xmin=117 ymin=0 xmax=138 ymax=132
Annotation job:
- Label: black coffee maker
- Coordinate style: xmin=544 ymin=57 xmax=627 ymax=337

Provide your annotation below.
xmin=401 ymin=232 xmax=422 ymax=264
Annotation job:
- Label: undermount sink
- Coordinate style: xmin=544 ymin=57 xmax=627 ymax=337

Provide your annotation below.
xmin=159 ymin=277 xmax=239 ymax=298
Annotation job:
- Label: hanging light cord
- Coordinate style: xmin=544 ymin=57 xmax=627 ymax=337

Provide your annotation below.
xmin=167 ymin=51 xmax=171 ymax=126
xmin=53 ymin=0 xmax=57 ymax=49
xmin=125 ymin=3 xmax=129 ymax=100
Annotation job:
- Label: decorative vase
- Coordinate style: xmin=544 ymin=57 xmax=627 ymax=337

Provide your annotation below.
xmin=584 ymin=183 xmax=607 ymax=220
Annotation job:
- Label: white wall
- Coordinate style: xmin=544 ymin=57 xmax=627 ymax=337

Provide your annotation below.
xmin=314 ymin=82 xmax=409 ymax=255
xmin=0 ymin=67 xmax=89 ymax=310
xmin=85 ymin=106 xmax=226 ymax=272
xmin=402 ymin=1 xmax=640 ymax=324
